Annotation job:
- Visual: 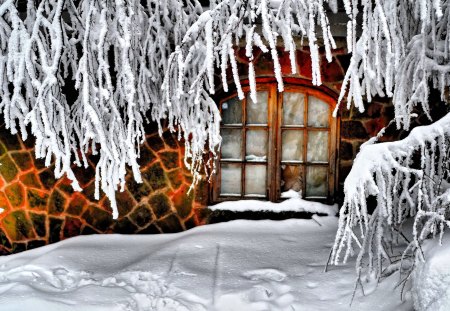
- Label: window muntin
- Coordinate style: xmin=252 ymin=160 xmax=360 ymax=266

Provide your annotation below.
xmin=215 ymin=84 xmax=337 ymax=202
xmin=219 ymin=90 xmax=270 ymax=198
xmin=280 ymin=93 xmax=331 ymax=198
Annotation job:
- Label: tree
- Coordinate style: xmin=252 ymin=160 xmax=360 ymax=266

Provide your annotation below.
xmin=2 ymin=0 xmax=450 ymax=289
xmin=0 ymin=0 xmax=337 ymax=217
xmin=330 ymin=0 xmax=450 ymax=291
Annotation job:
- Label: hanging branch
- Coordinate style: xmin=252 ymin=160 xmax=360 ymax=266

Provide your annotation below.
xmin=0 ymin=0 xmax=338 ymax=217
xmin=332 ymin=0 xmax=450 ymax=288
xmin=161 ymin=0 xmax=337 ymax=186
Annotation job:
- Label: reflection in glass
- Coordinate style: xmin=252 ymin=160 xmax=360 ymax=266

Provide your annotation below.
xmin=308 ymin=96 xmax=329 ymax=127
xmin=281 ymin=165 xmax=303 ymax=193
xmin=281 ymin=130 xmax=303 ymax=161
xmin=221 ymin=129 xmax=242 ymax=159
xmin=221 ymin=97 xmax=242 ymax=125
xmin=283 ymin=92 xmax=305 ymax=126
xmin=306 ymin=166 xmax=327 ymax=197
xmin=307 ymin=131 xmax=328 ymax=162
xmin=247 ymin=91 xmax=268 ymax=124
xmin=246 ymin=130 xmax=267 ymax=161
xmin=245 ymin=165 xmax=267 ymax=196
xmin=220 ymin=164 xmax=242 ymax=195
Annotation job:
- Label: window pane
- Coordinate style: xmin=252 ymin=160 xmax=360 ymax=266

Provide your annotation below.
xmin=308 ymin=96 xmax=329 ymax=127
xmin=220 ymin=163 xmax=242 ymax=195
xmin=283 ymin=92 xmax=305 ymax=126
xmin=221 ymin=129 xmax=242 ymax=160
xmin=281 ymin=164 xmax=303 ymax=194
xmin=245 ymin=165 xmax=267 ymax=196
xmin=306 ymin=166 xmax=328 ymax=197
xmin=281 ymin=130 xmax=304 ymax=161
xmin=247 ymin=91 xmax=268 ymax=124
xmin=222 ymin=97 xmax=242 ymax=125
xmin=307 ymin=131 xmax=328 ymax=162
xmin=246 ymin=130 xmax=267 ymax=161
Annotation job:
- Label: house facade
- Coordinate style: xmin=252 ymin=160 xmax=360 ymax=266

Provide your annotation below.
xmin=0 ymin=40 xmax=397 ymax=254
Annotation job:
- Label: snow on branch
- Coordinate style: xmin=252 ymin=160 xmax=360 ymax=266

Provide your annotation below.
xmin=0 ymin=0 xmax=202 ymax=218
xmin=331 ymin=113 xmax=450 ymax=277
xmin=331 ymin=0 xmax=450 ymax=284
xmin=160 ymin=0 xmax=338 ymax=186
xmin=337 ymin=0 xmax=450 ymax=130
xmin=0 ymin=0 xmax=338 ymax=217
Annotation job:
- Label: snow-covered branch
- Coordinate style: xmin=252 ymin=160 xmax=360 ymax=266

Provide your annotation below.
xmin=336 ymin=0 xmax=450 ymax=130
xmin=0 ymin=0 xmax=339 ymax=217
xmin=332 ymin=112 xmax=450 ymax=276
xmin=331 ymin=0 xmax=450 ymax=281
xmin=161 ymin=0 xmax=338 ymax=186
xmin=0 ymin=0 xmax=202 ymax=217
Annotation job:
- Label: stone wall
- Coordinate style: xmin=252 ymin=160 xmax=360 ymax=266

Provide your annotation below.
xmin=337 ymin=100 xmax=395 ymax=201
xmin=0 ymin=124 xmax=208 ymax=254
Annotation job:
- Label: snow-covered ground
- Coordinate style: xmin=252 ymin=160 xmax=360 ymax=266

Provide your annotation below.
xmin=413 ymin=234 xmax=450 ymax=311
xmin=0 ymin=217 xmax=412 ymax=311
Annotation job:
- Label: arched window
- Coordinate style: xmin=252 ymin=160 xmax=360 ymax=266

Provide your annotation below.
xmin=212 ymin=82 xmax=339 ymax=203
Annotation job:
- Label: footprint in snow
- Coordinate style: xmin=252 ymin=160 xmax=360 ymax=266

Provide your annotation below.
xmin=306 ymin=281 xmax=318 ymax=289
xmin=280 ymin=236 xmax=297 ymax=243
xmin=240 ymin=269 xmax=295 ymax=310
xmin=243 ymin=269 xmax=287 ymax=282
xmin=0 ymin=266 xmax=206 ymax=311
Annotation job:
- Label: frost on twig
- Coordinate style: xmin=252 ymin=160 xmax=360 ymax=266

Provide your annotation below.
xmin=0 ymin=0 xmax=338 ymax=217
xmin=162 ymin=0 xmax=337 ymax=187
xmin=332 ymin=113 xmax=450 ymax=279
xmin=336 ymin=0 xmax=450 ymax=128
xmin=331 ymin=0 xmax=450 ymax=287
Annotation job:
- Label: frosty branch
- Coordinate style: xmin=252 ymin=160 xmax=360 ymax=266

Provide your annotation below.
xmin=0 ymin=0 xmax=338 ymax=217
xmin=162 ymin=0 xmax=338 ymax=184
xmin=331 ymin=0 xmax=450 ymax=286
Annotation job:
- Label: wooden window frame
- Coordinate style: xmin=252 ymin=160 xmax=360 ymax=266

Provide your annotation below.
xmin=210 ymin=81 xmax=339 ymax=204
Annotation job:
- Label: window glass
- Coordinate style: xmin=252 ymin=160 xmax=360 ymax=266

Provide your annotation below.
xmin=220 ymin=164 xmax=242 ymax=195
xmin=307 ymin=131 xmax=328 ymax=162
xmin=281 ymin=130 xmax=304 ymax=161
xmin=245 ymin=165 xmax=267 ymax=196
xmin=308 ymin=96 xmax=329 ymax=127
xmin=221 ymin=129 xmax=242 ymax=160
xmin=247 ymin=91 xmax=268 ymax=124
xmin=221 ymin=97 xmax=242 ymax=125
xmin=246 ymin=130 xmax=268 ymax=161
xmin=283 ymin=92 xmax=305 ymax=126
xmin=281 ymin=165 xmax=303 ymax=194
xmin=217 ymin=87 xmax=335 ymax=202
xmin=306 ymin=166 xmax=328 ymax=197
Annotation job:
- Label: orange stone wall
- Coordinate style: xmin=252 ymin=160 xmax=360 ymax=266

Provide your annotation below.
xmin=0 ymin=124 xmax=208 ymax=254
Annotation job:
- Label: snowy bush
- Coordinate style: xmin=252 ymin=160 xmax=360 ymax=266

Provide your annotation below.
xmin=331 ymin=0 xmax=450 ymax=293
xmin=0 ymin=0 xmax=337 ymax=217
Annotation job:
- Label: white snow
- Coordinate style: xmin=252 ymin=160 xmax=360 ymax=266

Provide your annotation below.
xmin=281 ymin=189 xmax=301 ymax=198
xmin=209 ymin=194 xmax=338 ymax=216
xmin=0 ymin=217 xmax=411 ymax=311
xmin=413 ymin=234 xmax=450 ymax=311
xmin=245 ymin=155 xmax=267 ymax=162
